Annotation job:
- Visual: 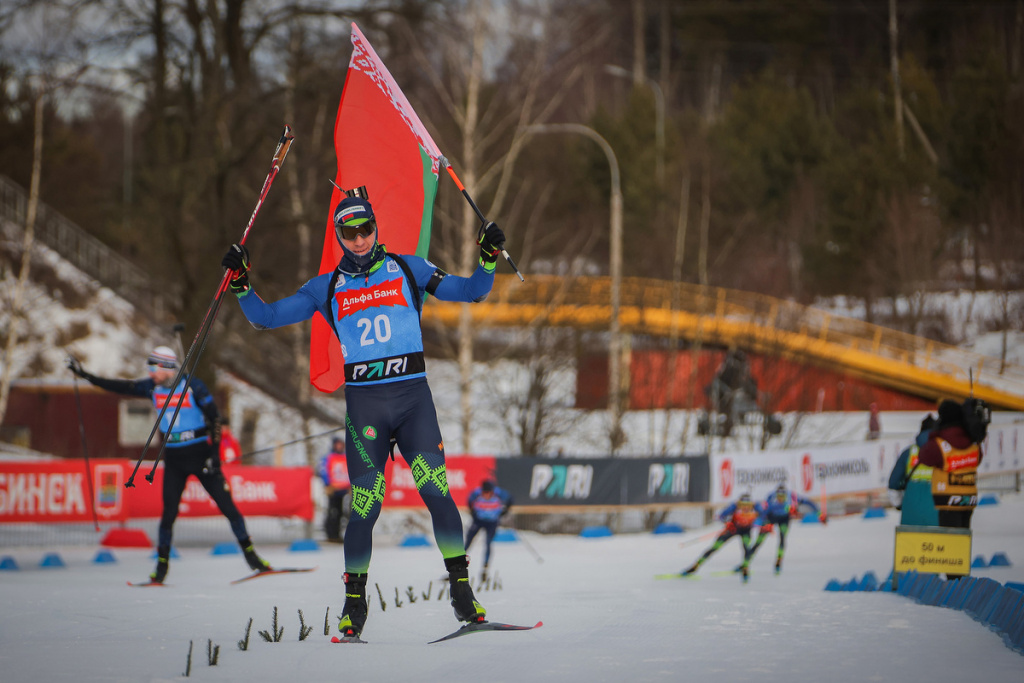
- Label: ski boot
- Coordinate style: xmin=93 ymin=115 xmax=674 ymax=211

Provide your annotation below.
xmin=741 ymin=564 xmax=750 ymax=583
xmin=681 ymin=560 xmax=702 ymax=576
xmin=338 ymin=572 xmax=368 ymax=638
xmin=150 ymin=545 xmax=170 ymax=584
xmin=242 ymin=543 xmax=271 ymax=573
xmin=774 ymin=558 xmax=782 ymax=575
xmin=446 ymin=556 xmax=486 ymax=623
xmin=732 ymin=563 xmax=744 ymax=573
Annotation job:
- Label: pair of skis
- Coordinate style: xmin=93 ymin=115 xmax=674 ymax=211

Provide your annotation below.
xmin=330 ymin=620 xmax=544 ymax=645
xmin=127 ymin=566 xmax=316 ymax=587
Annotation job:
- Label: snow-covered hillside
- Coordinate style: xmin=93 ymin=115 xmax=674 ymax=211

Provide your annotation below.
xmin=3 ymin=215 xmax=1023 ymax=464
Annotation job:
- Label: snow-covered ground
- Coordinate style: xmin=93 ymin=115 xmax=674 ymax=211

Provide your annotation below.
xmin=1 ymin=493 xmax=1022 ymax=682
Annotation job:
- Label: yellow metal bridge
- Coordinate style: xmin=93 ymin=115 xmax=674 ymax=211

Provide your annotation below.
xmin=423 ymin=274 xmax=1024 ymax=411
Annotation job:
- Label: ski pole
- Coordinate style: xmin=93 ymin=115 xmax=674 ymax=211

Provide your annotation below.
xmin=126 ymin=126 xmax=294 ymax=488
xmin=439 ymin=157 xmax=525 ymax=282
xmin=678 ymin=529 xmax=717 ymax=549
xmin=143 ymin=294 xmax=226 ymax=482
xmin=240 ymin=427 xmax=345 ymax=459
xmin=515 ymin=528 xmax=544 ymax=564
xmin=70 ymin=367 xmax=100 ymax=531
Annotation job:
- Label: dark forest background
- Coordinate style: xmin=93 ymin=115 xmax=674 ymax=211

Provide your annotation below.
xmin=2 ymin=0 xmax=1022 ymax=358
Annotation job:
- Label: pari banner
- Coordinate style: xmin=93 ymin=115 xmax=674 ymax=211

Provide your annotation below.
xmin=492 ymin=456 xmax=711 ymax=506
xmin=376 ymin=456 xmax=710 ymax=507
xmin=0 ymin=460 xmax=314 ymax=524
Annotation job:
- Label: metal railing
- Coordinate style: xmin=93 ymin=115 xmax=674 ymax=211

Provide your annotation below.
xmin=426 ymin=273 xmax=1024 ymax=407
xmin=0 ymin=175 xmax=177 ymax=320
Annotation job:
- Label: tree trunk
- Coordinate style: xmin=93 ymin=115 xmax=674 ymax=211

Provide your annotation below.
xmin=0 ymin=95 xmax=45 ymax=425
xmin=457 ymin=7 xmax=487 ymax=453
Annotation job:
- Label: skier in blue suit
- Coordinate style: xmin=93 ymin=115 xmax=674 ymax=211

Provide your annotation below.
xmin=222 ymin=194 xmax=505 ymax=639
xmin=465 ymin=479 xmax=513 ymax=578
xmin=68 ymin=346 xmax=270 ymax=583
xmin=747 ymin=484 xmax=824 ymax=574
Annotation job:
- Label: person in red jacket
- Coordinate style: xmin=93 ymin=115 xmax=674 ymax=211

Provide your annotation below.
xmin=917 ymin=399 xmax=983 ymax=579
xmin=681 ymin=493 xmax=764 ymax=582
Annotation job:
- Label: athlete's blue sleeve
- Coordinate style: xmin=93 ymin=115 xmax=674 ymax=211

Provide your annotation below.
xmin=317 ymin=456 xmax=329 ymax=485
xmin=796 ymin=496 xmax=819 ymax=513
xmin=888 ymin=448 xmax=911 ymax=490
xmin=188 ymin=377 xmax=220 ymax=424
xmin=77 ymin=372 xmax=155 ymax=399
xmin=235 ymin=274 xmax=333 ymax=330
xmin=404 ymin=255 xmax=494 ymax=304
xmin=718 ymin=503 xmax=736 ymax=522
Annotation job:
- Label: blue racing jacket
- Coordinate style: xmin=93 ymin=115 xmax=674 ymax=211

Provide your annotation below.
xmin=236 ymin=251 xmax=493 ymax=387
xmin=76 ymin=372 xmax=218 ymax=449
xmin=468 ymin=487 xmax=513 ymax=523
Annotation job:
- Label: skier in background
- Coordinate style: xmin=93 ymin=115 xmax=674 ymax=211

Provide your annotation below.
xmin=465 ymin=478 xmax=513 ymax=580
xmin=682 ymin=493 xmax=764 ymax=582
xmin=318 ymin=437 xmax=350 ymax=544
xmin=745 ymin=484 xmax=824 ymax=574
xmin=222 ymin=194 xmax=505 ymax=640
xmin=67 ymin=346 xmax=271 ymax=584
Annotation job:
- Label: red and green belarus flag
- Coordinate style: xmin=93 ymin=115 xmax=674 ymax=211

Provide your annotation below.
xmin=310 ymin=23 xmax=444 ymax=392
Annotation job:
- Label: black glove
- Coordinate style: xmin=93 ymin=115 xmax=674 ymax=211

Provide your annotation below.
xmin=477 ymin=222 xmax=505 ymax=264
xmin=221 ymin=243 xmax=251 ymax=295
xmin=67 ymin=356 xmax=85 ymax=378
xmin=203 ymin=455 xmax=222 ymax=475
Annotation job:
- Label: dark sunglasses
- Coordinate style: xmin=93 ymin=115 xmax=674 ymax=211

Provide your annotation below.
xmin=337 ymin=219 xmax=377 ymax=242
xmin=147 ymin=362 xmax=176 ymax=372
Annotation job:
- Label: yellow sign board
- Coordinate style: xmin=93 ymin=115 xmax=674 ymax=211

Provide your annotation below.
xmin=893 ymin=525 xmax=972 ymax=576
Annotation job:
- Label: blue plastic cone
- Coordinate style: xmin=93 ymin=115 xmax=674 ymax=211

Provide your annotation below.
xmin=40 ymin=553 xmax=65 ymax=568
xmin=93 ymin=549 xmax=117 ymax=564
xmin=289 ymin=538 xmax=320 ymax=552
xmin=400 ymin=534 xmax=431 ymax=547
xmin=211 ymin=542 xmax=240 ymax=555
xmin=0 ymin=556 xmax=19 ymax=570
xmin=989 ymin=552 xmax=1012 ymax=567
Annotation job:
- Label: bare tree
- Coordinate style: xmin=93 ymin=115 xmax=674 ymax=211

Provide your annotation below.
xmin=402 ymin=0 xmax=603 ymax=451
xmin=0 ymin=1 xmax=90 ymax=425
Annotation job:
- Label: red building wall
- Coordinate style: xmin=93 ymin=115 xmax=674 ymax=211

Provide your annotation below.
xmin=3 ymin=384 xmax=149 ymax=459
xmin=577 ymin=349 xmax=934 ymax=413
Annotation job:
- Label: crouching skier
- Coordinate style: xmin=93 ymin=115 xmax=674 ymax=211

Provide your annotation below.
xmin=222 ymin=194 xmax=506 ymax=640
xmin=682 ymin=493 xmax=763 ymax=582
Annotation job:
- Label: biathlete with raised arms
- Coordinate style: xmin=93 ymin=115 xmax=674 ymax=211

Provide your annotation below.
xmin=222 ymin=194 xmax=506 ymax=640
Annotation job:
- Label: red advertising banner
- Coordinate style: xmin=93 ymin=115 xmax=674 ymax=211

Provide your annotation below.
xmin=123 ymin=465 xmax=314 ymax=521
xmin=383 ymin=456 xmax=496 ymax=508
xmin=0 ymin=460 xmax=118 ymax=523
xmin=0 ymin=461 xmax=314 ymax=523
